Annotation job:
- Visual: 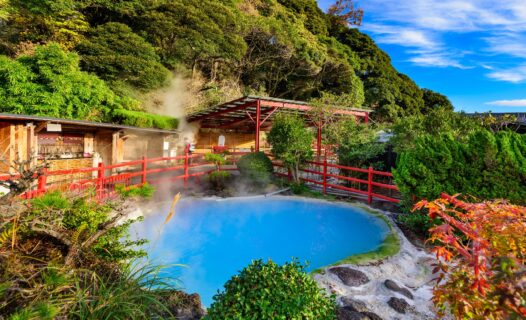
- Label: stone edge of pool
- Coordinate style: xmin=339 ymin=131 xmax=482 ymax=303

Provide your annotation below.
xmin=309 ymin=203 xmax=400 ymax=274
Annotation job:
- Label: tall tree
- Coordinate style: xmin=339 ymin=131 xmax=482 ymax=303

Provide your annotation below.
xmin=76 ymin=22 xmax=170 ymax=90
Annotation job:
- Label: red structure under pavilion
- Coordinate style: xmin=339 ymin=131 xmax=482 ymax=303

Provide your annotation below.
xmin=187 ymin=96 xmax=371 ymax=156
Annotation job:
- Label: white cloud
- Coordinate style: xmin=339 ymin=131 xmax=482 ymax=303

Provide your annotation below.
xmin=357 ymin=0 xmax=526 ymax=76
xmin=363 ymin=23 xmax=467 ymax=68
xmin=409 ymin=54 xmax=468 ymax=69
xmin=485 ymin=99 xmax=526 ymax=107
xmin=383 ymin=30 xmax=435 ymax=48
xmin=361 ymin=0 xmax=526 ymax=33
xmin=487 ymin=65 xmax=526 ymax=83
xmin=484 ymin=33 xmax=526 ymax=58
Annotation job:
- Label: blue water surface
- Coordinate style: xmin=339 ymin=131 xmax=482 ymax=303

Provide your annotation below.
xmin=131 ymin=197 xmax=389 ymax=306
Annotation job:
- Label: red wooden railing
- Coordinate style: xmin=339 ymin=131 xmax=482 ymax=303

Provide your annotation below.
xmin=0 ymin=152 xmax=400 ymax=204
xmin=0 ymin=152 xmax=215 ymax=201
xmin=272 ymin=159 xmax=400 ymax=204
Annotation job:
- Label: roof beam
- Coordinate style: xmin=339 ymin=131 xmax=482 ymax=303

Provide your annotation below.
xmin=187 ymin=102 xmax=256 ymax=122
xmin=259 ymin=100 xmax=368 ymax=117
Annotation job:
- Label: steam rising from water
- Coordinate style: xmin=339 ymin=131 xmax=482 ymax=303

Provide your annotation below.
xmin=146 ymin=75 xmax=200 ymax=146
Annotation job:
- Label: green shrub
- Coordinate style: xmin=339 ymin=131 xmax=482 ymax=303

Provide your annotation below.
xmin=394 ymin=129 xmax=526 ymax=208
xmin=236 ymin=152 xmax=274 ymax=186
xmin=70 ymin=262 xmax=174 ymax=319
xmin=206 ymin=259 xmax=337 ymax=320
xmin=0 ymin=189 xmax=169 ymax=318
xmin=113 ymin=108 xmax=179 ymax=130
xmin=116 ymin=183 xmax=155 ymax=198
xmin=397 ymin=212 xmax=437 ymax=237
xmin=208 ymin=171 xmax=230 ymax=191
xmin=205 ymin=153 xmax=226 ymax=170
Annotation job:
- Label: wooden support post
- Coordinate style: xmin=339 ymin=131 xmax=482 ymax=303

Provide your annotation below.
xmin=317 ymin=123 xmax=322 ymax=158
xmin=367 ymin=166 xmax=373 ymax=204
xmin=141 ymin=156 xmax=147 ymax=185
xmin=323 ymin=156 xmax=327 ymax=194
xmin=184 ymin=151 xmax=189 ymax=188
xmin=255 ymin=99 xmax=261 ymax=152
xmin=97 ymin=162 xmax=104 ymax=198
xmin=37 ymin=168 xmax=47 ymax=195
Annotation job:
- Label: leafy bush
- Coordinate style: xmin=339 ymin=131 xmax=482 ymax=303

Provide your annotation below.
xmin=394 ymin=129 xmax=526 ymax=209
xmin=0 ymin=190 xmax=172 ymax=318
xmin=116 ymin=183 xmax=155 ymax=198
xmin=113 ymin=108 xmax=179 ymax=130
xmin=71 ymin=262 xmax=174 ymax=319
xmin=206 ymin=259 xmax=337 ymax=320
xmin=236 ymin=152 xmax=274 ymax=186
xmin=205 ymin=153 xmax=226 ymax=171
xmin=267 ymin=113 xmax=313 ymax=183
xmin=0 ymin=43 xmax=128 ymax=122
xmin=325 ymin=119 xmax=385 ymax=169
xmin=397 ymin=212 xmax=438 ymax=237
xmin=415 ymin=194 xmax=526 ymax=319
xmin=208 ymin=171 xmax=230 ymax=191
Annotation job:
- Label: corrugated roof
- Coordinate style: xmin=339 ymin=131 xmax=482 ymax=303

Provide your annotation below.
xmin=0 ymin=113 xmax=180 ymax=134
xmin=187 ymin=96 xmax=371 ymax=131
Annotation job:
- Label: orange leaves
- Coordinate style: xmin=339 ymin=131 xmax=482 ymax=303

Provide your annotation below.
xmin=414 ymin=194 xmax=526 ymax=319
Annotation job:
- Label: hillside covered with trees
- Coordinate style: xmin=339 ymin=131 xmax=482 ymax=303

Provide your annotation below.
xmin=0 ymin=0 xmax=453 ymax=128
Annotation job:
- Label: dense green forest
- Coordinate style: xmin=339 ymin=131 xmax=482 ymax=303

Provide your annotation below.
xmin=0 ymin=0 xmax=452 ymax=128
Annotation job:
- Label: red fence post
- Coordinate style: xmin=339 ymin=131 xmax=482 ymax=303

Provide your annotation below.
xmin=184 ymin=151 xmax=189 ymax=188
xmin=37 ymin=168 xmax=47 ymax=196
xmin=323 ymin=157 xmax=327 ymax=194
xmin=97 ymin=162 xmax=104 ymax=199
xmin=141 ymin=156 xmax=147 ymax=185
xmin=367 ymin=166 xmax=373 ymax=204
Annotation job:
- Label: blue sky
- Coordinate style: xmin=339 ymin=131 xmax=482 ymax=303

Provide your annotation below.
xmin=317 ymin=0 xmax=526 ymax=113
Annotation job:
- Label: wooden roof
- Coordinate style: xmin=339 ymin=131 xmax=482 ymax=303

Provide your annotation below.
xmin=0 ymin=113 xmax=179 ymax=134
xmin=187 ymin=96 xmax=371 ymax=132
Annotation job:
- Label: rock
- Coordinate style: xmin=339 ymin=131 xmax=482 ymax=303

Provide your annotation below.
xmin=329 ymin=267 xmax=370 ymax=287
xmin=338 ymin=307 xmax=383 ymax=320
xmin=384 ymin=279 xmax=414 ymax=299
xmin=160 ymin=290 xmax=206 ymax=320
xmin=340 ymin=297 xmax=368 ymax=312
xmin=387 ymin=297 xmax=410 ymax=314
xmin=337 ymin=307 xmax=369 ymax=320
xmin=362 ymin=312 xmax=383 ymax=320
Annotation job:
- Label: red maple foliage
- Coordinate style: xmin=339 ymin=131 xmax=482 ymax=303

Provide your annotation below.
xmin=414 ymin=194 xmax=526 ymax=319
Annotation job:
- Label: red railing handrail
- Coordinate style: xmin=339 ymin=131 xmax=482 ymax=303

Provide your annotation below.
xmin=2 ymin=152 xmax=400 ymax=204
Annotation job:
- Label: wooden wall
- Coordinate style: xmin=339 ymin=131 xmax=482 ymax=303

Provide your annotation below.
xmin=195 ymin=130 xmax=268 ymax=152
xmin=0 ymin=123 xmax=35 ymax=173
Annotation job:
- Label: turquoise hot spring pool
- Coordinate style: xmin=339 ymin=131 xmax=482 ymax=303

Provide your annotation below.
xmin=131 ymin=196 xmax=390 ymax=306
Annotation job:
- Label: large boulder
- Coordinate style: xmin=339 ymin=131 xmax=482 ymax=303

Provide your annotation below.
xmin=384 ymin=279 xmax=414 ymax=299
xmin=337 ymin=307 xmax=369 ymax=320
xmin=387 ymin=297 xmax=410 ymax=314
xmin=338 ymin=307 xmax=383 ymax=320
xmin=160 ymin=290 xmax=205 ymax=320
xmin=340 ymin=297 xmax=368 ymax=312
xmin=329 ymin=267 xmax=370 ymax=287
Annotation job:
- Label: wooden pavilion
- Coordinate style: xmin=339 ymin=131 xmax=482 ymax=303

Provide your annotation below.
xmin=187 ymin=96 xmax=372 ymax=156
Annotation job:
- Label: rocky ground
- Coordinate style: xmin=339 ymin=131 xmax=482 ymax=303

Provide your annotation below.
xmin=313 ymin=209 xmax=441 ymax=320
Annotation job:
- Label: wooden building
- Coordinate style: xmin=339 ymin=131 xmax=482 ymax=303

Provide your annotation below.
xmin=0 ymin=114 xmax=179 ymax=175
